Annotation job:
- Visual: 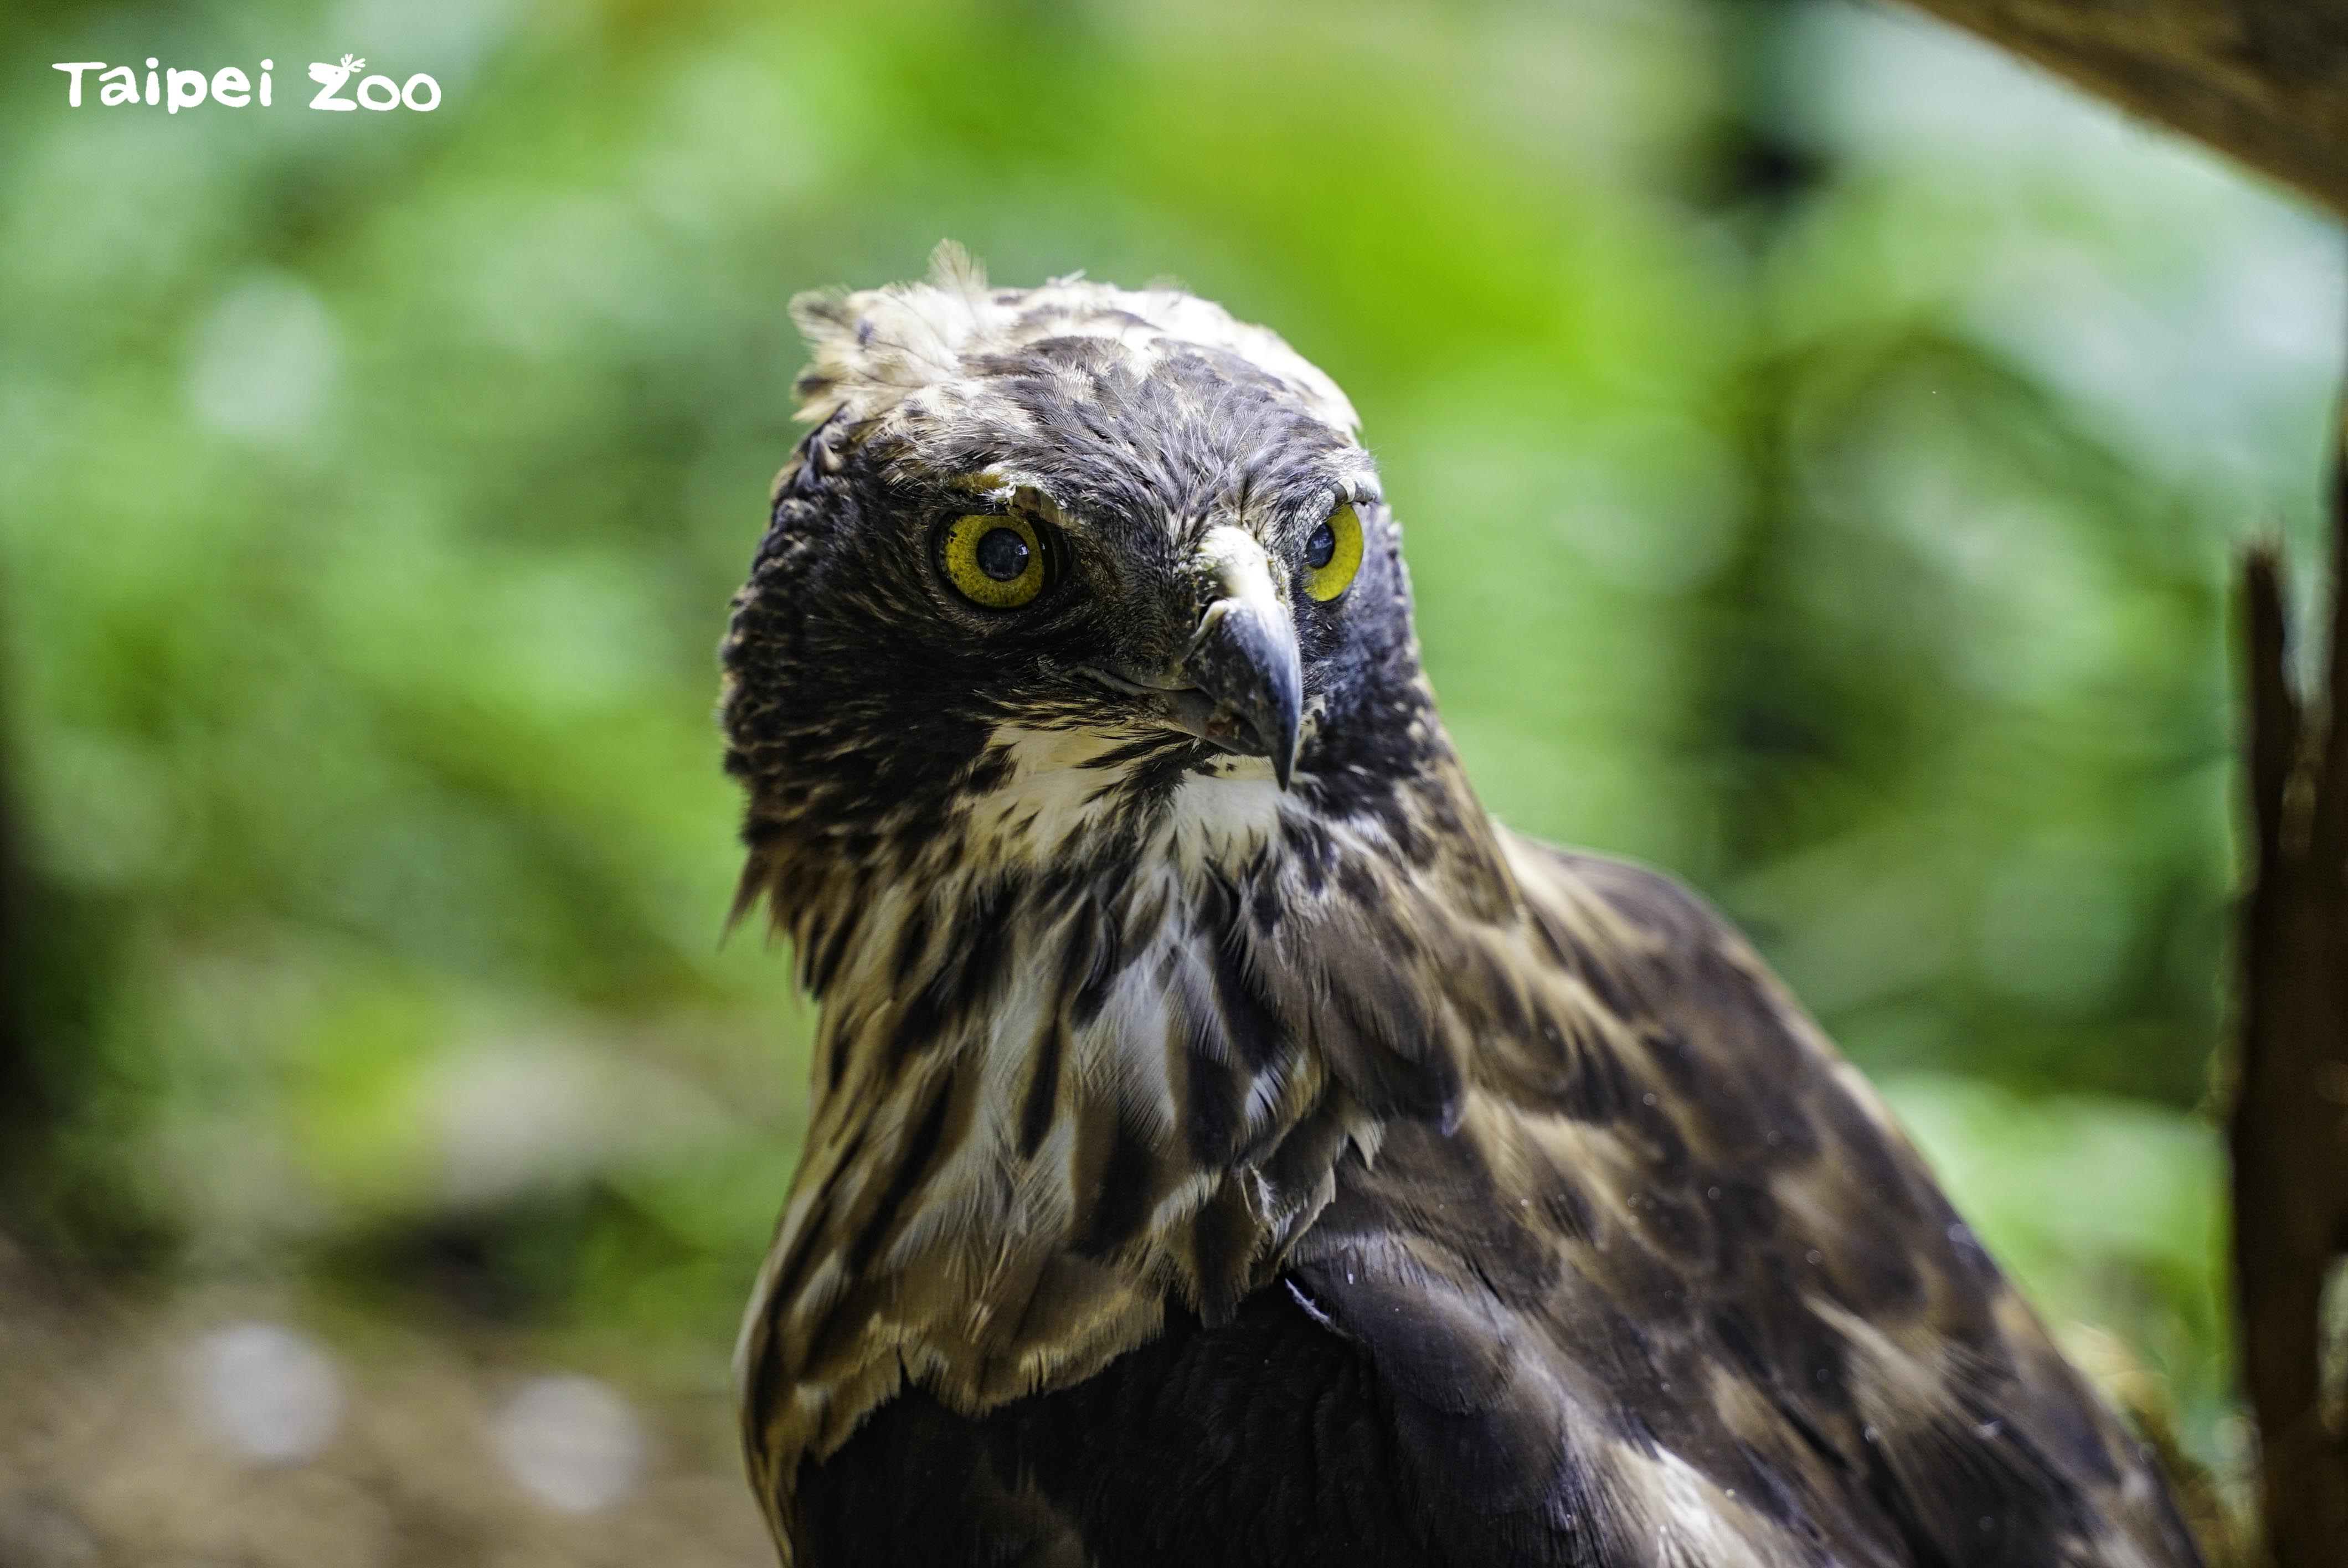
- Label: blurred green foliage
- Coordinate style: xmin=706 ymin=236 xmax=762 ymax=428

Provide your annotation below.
xmin=1 ymin=0 xmax=2337 ymax=1479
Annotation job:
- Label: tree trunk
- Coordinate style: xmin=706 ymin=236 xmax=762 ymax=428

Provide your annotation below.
xmin=2234 ymin=414 xmax=2348 ymax=1568
xmin=1896 ymin=0 xmax=2348 ymax=219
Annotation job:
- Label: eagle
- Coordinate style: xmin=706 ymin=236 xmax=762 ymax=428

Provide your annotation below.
xmin=718 ymin=247 xmax=2203 ymax=1568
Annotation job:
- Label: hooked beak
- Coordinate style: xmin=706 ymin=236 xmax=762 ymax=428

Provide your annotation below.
xmin=1175 ymin=528 xmax=1303 ymax=788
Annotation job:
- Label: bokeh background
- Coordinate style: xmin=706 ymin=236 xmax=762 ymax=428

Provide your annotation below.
xmin=1 ymin=0 xmax=2340 ymax=1560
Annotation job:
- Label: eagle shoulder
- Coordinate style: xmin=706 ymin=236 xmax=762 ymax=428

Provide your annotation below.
xmin=1271 ymin=835 xmax=2204 ymax=1567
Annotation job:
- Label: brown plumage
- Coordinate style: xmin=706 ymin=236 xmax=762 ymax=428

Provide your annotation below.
xmin=718 ymin=247 xmax=2203 ymax=1567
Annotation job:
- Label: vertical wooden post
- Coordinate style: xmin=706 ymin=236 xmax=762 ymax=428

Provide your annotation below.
xmin=2232 ymin=405 xmax=2348 ymax=1567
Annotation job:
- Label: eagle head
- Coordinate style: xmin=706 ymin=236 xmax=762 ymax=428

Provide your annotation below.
xmin=719 ymin=246 xmax=1456 ymax=942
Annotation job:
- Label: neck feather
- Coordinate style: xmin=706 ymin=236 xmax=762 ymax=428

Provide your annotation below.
xmin=734 ymin=713 xmax=1522 ymax=1536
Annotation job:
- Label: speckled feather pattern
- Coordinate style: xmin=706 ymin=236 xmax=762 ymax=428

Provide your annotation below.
xmin=719 ymin=248 xmax=2202 ymax=1567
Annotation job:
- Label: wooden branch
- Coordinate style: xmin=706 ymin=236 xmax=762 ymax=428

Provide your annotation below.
xmin=1872 ymin=14 xmax=2348 ymax=1560
xmin=1895 ymin=0 xmax=2348 ymax=218
xmin=2231 ymin=406 xmax=2348 ymax=1568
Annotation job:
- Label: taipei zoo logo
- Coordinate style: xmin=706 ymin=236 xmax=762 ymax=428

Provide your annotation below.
xmin=52 ymin=55 xmax=441 ymax=114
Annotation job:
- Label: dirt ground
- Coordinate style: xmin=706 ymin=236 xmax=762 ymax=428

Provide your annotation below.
xmin=0 ymin=1239 xmax=775 ymax=1568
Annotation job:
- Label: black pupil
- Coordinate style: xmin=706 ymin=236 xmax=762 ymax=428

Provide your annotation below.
xmin=1305 ymin=522 xmax=1336 ymax=570
xmin=976 ymin=528 xmax=1031 ymax=581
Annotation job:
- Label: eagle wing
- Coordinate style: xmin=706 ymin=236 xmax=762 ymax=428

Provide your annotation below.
xmin=1272 ymin=838 xmax=2204 ymax=1568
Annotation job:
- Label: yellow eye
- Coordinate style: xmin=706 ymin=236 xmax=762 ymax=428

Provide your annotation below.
xmin=1302 ymin=502 xmax=1364 ymax=601
xmin=939 ymin=514 xmax=1049 ymax=609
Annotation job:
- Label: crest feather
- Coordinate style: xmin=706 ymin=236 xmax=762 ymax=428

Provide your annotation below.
xmin=781 ymin=250 xmax=1360 ymax=435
